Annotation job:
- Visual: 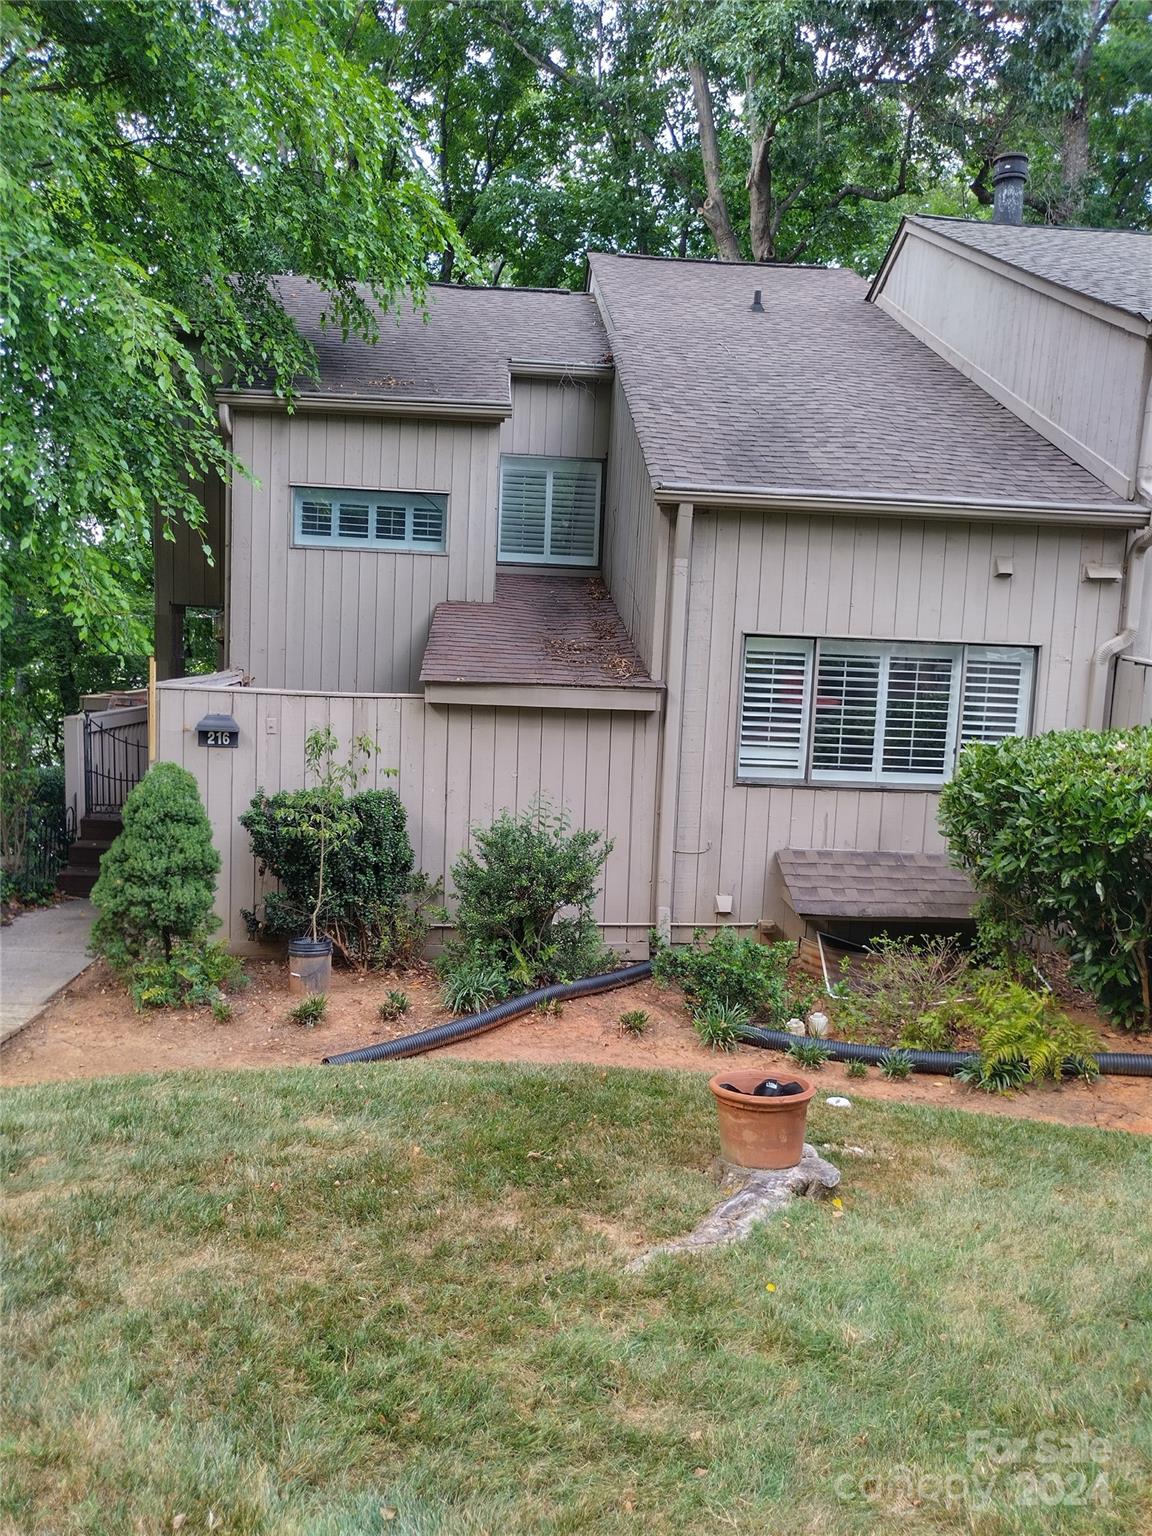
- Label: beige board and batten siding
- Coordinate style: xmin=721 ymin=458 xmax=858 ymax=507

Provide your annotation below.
xmin=671 ymin=510 xmax=1128 ymax=936
xmin=600 ymin=375 xmax=669 ymax=676
xmin=500 ymin=377 xmax=611 ymax=459
xmin=1111 ymin=659 xmax=1152 ymax=727
xmin=874 ymin=227 xmax=1149 ymax=499
xmin=227 ymin=409 xmax=501 ymax=695
xmin=155 ymin=682 xmax=658 ymax=955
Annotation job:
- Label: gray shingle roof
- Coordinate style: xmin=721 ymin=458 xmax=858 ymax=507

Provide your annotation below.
xmin=420 ymin=571 xmax=655 ymax=687
xmin=265 ymin=279 xmax=610 ymax=404
xmin=587 ymin=251 xmax=1127 ymax=507
xmin=911 ymin=217 xmax=1152 ymax=322
xmin=777 ymin=849 xmax=976 ymax=921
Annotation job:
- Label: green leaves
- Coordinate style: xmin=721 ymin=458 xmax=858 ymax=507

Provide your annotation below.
xmin=1 ymin=0 xmax=452 ymax=652
xmin=940 ymin=728 xmax=1152 ymax=1031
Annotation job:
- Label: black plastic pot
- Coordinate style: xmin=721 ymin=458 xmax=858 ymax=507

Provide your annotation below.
xmin=289 ymin=935 xmax=333 ymax=996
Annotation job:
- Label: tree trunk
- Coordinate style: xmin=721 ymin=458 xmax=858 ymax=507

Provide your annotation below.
xmin=1057 ymin=99 xmax=1090 ymax=222
xmin=686 ymin=60 xmax=743 ymax=261
xmin=747 ymin=134 xmax=776 ymax=261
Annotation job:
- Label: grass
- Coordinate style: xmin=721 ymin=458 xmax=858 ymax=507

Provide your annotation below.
xmin=2 ymin=1063 xmax=1150 ymax=1535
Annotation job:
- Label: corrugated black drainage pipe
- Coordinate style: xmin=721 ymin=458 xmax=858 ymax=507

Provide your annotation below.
xmin=322 ymin=961 xmax=653 ymax=1065
xmin=737 ymin=1026 xmax=1152 ymax=1078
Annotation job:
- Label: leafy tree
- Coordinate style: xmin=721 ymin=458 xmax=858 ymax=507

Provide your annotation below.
xmin=940 ymin=729 xmax=1152 ymax=1032
xmin=91 ymin=762 xmax=221 ymax=965
xmin=1 ymin=0 xmax=453 ymax=662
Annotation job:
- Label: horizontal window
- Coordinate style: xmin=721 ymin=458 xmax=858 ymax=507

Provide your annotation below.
xmin=292 ymin=487 xmax=446 ymax=553
xmin=738 ymin=637 xmax=1035 ymax=785
xmin=499 ymin=456 xmax=602 ymax=566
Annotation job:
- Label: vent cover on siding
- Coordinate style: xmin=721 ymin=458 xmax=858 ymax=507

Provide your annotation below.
xmin=738 ymin=638 xmax=813 ymax=778
xmin=499 ymin=457 xmax=601 ymax=565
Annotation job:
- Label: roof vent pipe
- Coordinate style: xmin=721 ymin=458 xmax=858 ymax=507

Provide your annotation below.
xmin=991 ymin=152 xmax=1029 ymax=225
xmin=750 ymin=289 xmax=764 ymax=312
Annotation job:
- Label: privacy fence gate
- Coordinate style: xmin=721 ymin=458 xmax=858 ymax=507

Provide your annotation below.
xmin=83 ymin=712 xmax=148 ymax=816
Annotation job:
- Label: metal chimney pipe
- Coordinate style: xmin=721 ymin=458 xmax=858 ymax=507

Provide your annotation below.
xmin=991 ymin=152 xmax=1029 ymax=225
xmin=750 ymin=289 xmax=764 ymax=312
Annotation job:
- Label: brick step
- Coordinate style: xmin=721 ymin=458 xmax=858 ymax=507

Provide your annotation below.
xmin=79 ymin=815 xmax=122 ymax=843
xmin=66 ymin=838 xmax=116 ymax=869
xmin=57 ymin=868 xmax=99 ymax=897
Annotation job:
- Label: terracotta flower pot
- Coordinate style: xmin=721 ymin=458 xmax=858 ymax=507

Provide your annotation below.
xmin=708 ymin=1069 xmax=817 ymax=1170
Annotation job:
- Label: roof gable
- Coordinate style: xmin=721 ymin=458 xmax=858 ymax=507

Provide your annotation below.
xmin=588 ymin=251 xmax=1128 ymax=511
xmin=907 ymin=217 xmax=1152 ymax=323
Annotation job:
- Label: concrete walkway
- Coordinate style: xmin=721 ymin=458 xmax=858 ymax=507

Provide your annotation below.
xmin=0 ymin=900 xmax=95 ymax=1045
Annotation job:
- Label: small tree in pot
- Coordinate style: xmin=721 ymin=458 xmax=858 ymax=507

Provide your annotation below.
xmin=272 ymin=727 xmax=378 ymax=994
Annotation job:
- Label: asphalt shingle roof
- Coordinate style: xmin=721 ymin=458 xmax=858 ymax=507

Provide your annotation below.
xmin=911 ymin=217 xmax=1152 ymax=322
xmin=267 ymin=278 xmax=610 ymax=405
xmin=587 ymin=251 xmax=1127 ymax=507
xmin=777 ymin=849 xmax=976 ymax=922
xmin=420 ymin=571 xmax=654 ymax=688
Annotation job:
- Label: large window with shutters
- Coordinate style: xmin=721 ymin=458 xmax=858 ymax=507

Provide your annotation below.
xmin=292 ymin=487 xmax=446 ymax=553
xmin=738 ymin=637 xmax=1034 ymax=785
xmin=498 ymin=456 xmax=602 ymax=566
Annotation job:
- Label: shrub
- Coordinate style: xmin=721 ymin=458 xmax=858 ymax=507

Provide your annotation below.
xmin=128 ymin=940 xmax=242 ymax=1011
xmin=92 ymin=763 xmax=220 ymax=967
xmin=940 ymin=728 xmax=1152 ymax=1030
xmin=832 ymin=937 xmax=969 ymax=1047
xmin=288 ymin=994 xmax=327 ymax=1027
xmin=845 ymin=1058 xmax=869 ymax=1079
xmin=618 ymin=1008 xmax=650 ymax=1036
xmin=955 ymin=978 xmax=1101 ymax=1092
xmin=438 ymin=801 xmax=613 ymax=998
xmin=378 ymin=990 xmax=410 ymax=1023
xmin=241 ymin=762 xmax=434 ymax=969
xmin=652 ymin=928 xmax=795 ymax=1021
xmin=694 ymin=1002 xmax=749 ymax=1051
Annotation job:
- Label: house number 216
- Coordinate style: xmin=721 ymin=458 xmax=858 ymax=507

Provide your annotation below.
xmin=206 ymin=730 xmax=231 ymax=746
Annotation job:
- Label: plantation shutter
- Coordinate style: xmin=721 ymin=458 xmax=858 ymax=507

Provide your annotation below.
xmin=738 ymin=638 xmax=814 ymax=779
xmin=337 ymin=498 xmax=371 ymax=540
xmin=959 ymin=646 xmax=1034 ymax=747
xmin=409 ymin=496 xmax=446 ymax=547
xmin=499 ymin=457 xmax=601 ymax=565
xmin=298 ymin=496 xmax=333 ymax=538
xmin=294 ymin=488 xmax=446 ymax=551
xmin=811 ymin=646 xmax=882 ymax=776
xmin=881 ymin=652 xmax=958 ymax=777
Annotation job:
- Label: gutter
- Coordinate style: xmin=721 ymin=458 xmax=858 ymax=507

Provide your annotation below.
xmin=652 ymin=481 xmax=1151 ymax=531
xmin=654 ymin=501 xmax=693 ymax=942
xmin=509 ymin=360 xmax=614 ymax=381
xmin=214 ymin=389 xmax=512 ymax=422
xmin=1088 ymin=370 xmax=1152 ymax=723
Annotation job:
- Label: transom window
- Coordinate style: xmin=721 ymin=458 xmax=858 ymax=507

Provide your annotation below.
xmin=738 ymin=637 xmax=1035 ymax=785
xmin=499 ymin=456 xmax=602 ymax=566
xmin=292 ymin=487 xmax=446 ymax=552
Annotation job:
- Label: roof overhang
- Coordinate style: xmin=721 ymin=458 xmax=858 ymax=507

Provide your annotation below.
xmin=509 ymin=359 xmax=614 ymax=382
xmin=215 ymin=389 xmax=512 ymax=422
xmin=653 ymin=482 xmax=1150 ymax=530
xmin=423 ymin=680 xmax=663 ymax=712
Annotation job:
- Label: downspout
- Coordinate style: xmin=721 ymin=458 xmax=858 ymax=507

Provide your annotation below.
xmin=1088 ymin=371 xmax=1152 ymax=725
xmin=654 ymin=501 xmax=693 ymax=942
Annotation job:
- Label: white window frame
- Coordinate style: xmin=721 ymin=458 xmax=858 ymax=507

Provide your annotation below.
xmin=291 ymin=487 xmax=447 ymax=554
xmin=737 ymin=636 xmax=1035 ymax=787
xmin=498 ymin=455 xmax=603 ymax=567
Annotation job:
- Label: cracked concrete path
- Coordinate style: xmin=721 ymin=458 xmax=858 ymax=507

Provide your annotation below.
xmin=1 ymin=901 xmax=95 ymax=1046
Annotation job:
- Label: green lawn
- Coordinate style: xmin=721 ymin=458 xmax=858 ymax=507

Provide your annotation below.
xmin=2 ymin=1064 xmax=1149 ymax=1535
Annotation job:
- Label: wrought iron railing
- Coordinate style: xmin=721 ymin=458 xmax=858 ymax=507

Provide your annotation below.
xmin=4 ymin=803 xmax=75 ymax=900
xmin=83 ymin=713 xmax=147 ymax=816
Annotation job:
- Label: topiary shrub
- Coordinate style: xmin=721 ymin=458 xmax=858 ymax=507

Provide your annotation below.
xmin=437 ymin=801 xmax=613 ymax=1004
xmin=940 ymin=728 xmax=1152 ymax=1031
xmin=91 ymin=762 xmax=220 ymax=967
xmin=241 ymin=783 xmax=433 ymax=968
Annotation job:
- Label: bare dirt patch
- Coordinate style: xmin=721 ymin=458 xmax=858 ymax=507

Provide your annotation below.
xmin=2 ymin=957 xmax=1149 ymax=1134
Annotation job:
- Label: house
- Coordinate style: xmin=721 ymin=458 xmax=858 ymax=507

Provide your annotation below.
xmin=65 ymin=157 xmax=1152 ymax=951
